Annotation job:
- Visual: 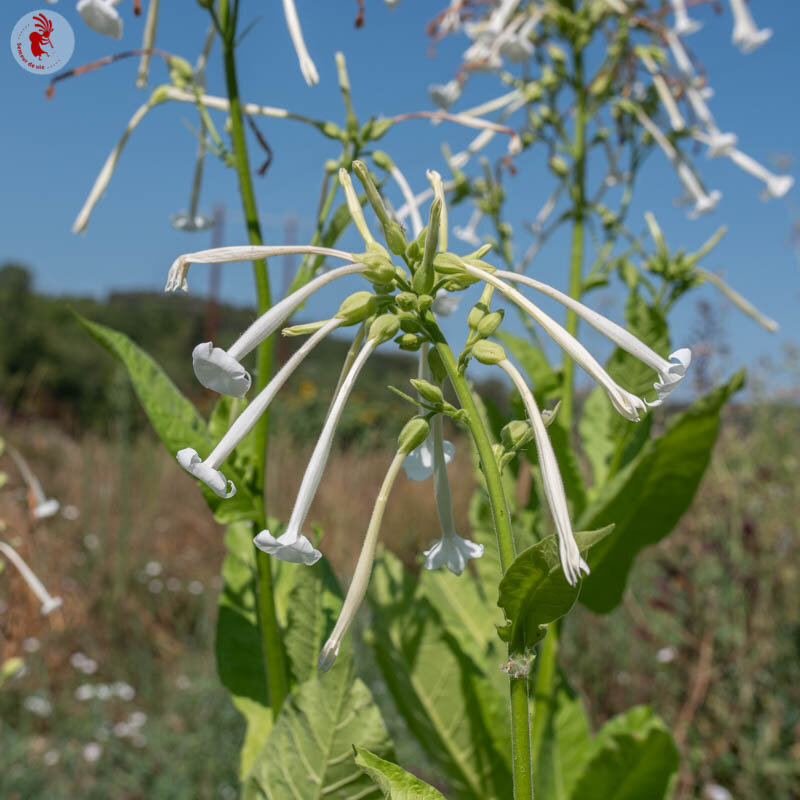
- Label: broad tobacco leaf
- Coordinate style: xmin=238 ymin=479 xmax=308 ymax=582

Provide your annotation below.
xmin=354 ymin=747 xmax=447 ymax=800
xmin=496 ymin=526 xmax=615 ymax=651
xmin=578 ymin=369 xmax=745 ymax=612
xmin=215 ymin=521 xmax=272 ymax=778
xmin=243 ymin=656 xmax=392 ymax=800
xmin=368 ymin=551 xmax=512 ymax=800
xmin=77 ymin=314 xmax=259 ymax=523
xmin=569 ymin=706 xmax=679 ymax=800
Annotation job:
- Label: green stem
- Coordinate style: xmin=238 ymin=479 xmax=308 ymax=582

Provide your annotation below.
xmin=562 ymin=45 xmax=587 ymax=430
xmin=219 ymin=7 xmax=288 ymax=717
xmin=429 ymin=326 xmax=533 ymax=799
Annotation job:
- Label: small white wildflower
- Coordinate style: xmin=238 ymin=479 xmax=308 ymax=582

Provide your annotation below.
xmin=84 ymin=533 xmax=100 ymax=550
xmin=188 ymin=580 xmax=204 ymax=595
xmin=656 ymin=645 xmax=678 ymax=663
xmin=148 ymin=578 xmax=164 ymax=594
xmin=23 ymin=637 xmax=40 ymax=654
xmin=24 ymin=695 xmax=52 ymax=717
xmin=82 ymin=742 xmax=103 ymax=763
xmin=77 ymin=0 xmax=123 ymax=40
xmin=75 ymin=684 xmax=95 ymax=701
xmin=728 ymin=0 xmax=772 ymax=54
xmin=43 ymin=749 xmax=60 ymax=767
xmin=144 ymin=560 xmax=162 ymax=577
xmin=113 ymin=682 xmax=136 ymax=701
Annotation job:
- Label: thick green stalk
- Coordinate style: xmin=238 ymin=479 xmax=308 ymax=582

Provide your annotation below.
xmin=429 ymin=326 xmax=533 ymax=799
xmin=561 ymin=45 xmax=587 ymax=430
xmin=219 ymin=8 xmax=288 ymax=716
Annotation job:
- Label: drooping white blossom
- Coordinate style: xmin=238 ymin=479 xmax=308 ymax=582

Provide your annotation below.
xmin=77 ymin=0 xmax=123 ymax=40
xmin=6 ymin=445 xmax=60 ymax=520
xmin=728 ymin=0 xmax=772 ymax=54
xmin=281 ymin=0 xmax=319 ymax=86
xmin=498 ymin=359 xmax=588 ymax=585
xmin=0 ymin=541 xmax=62 ymax=615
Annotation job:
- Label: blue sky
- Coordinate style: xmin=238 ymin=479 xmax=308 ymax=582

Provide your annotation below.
xmin=2 ymin=1 xmax=799 ymax=397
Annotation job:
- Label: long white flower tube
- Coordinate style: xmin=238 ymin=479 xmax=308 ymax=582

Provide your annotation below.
xmin=0 ymin=541 xmax=62 ymax=615
xmin=165 ymin=244 xmax=354 ymax=293
xmin=697 ymin=269 xmax=779 ymax=332
xmin=670 ymin=0 xmax=702 ymax=35
xmin=639 ymin=52 xmax=685 ymax=131
xmin=404 ymin=343 xmax=455 ymax=481
xmin=188 ymin=260 xmax=367 ymax=397
xmin=458 ymin=262 xmax=648 ymax=420
xmin=498 ymin=359 xmax=587 ymax=585
xmin=390 ymin=165 xmax=425 ymax=237
xmin=726 ymin=149 xmax=794 ymax=199
xmin=423 ymin=415 xmax=484 ymax=574
xmin=7 ymin=445 xmax=60 ymax=519
xmin=135 ymin=0 xmax=161 ymax=88
xmin=73 ymin=95 xmax=163 ymax=234
xmin=177 ymin=318 xmax=343 ymax=498
xmin=494 ymin=270 xmax=691 ymax=405
xmin=429 ymin=80 xmax=463 ymax=110
xmin=728 ymin=0 xmax=772 ymax=54
xmin=633 ymin=107 xmax=721 ymax=216
xmin=254 ymin=318 xmax=398 ymax=564
xmin=454 ymin=207 xmax=484 ymax=247
xmin=318 ymin=417 xmax=430 ymax=671
xmin=281 ymin=0 xmax=319 ymax=86
xmin=449 ymin=94 xmax=526 ymax=170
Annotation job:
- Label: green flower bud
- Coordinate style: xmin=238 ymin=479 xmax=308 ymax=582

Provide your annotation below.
xmin=433 ymin=252 xmax=466 ymax=275
xmin=410 ymin=379 xmax=443 ymax=405
xmin=412 ymin=199 xmax=441 ymax=296
xmin=324 ymin=159 xmax=340 ymax=173
xmin=477 ymin=309 xmax=504 ymax=337
xmin=354 ymin=250 xmax=396 ymax=284
xmin=384 ymin=220 xmax=408 ymax=255
xmin=428 ymin=348 xmax=447 ymax=384
xmin=369 ymin=314 xmax=400 ymax=344
xmin=501 ymin=420 xmax=533 ymax=450
xmin=395 ymin=292 xmax=417 ymax=311
xmin=364 ymin=117 xmax=394 ymax=142
xmin=405 ymin=239 xmax=421 ymax=263
xmin=472 ymin=340 xmax=507 ymax=365
xmin=467 ymin=303 xmax=487 ymax=330
xmin=149 ymin=85 xmax=170 ymax=106
xmin=417 ymin=294 xmax=433 ymax=312
xmin=168 ymin=56 xmax=194 ymax=83
xmin=398 ymin=417 xmax=430 ymax=455
xmin=336 ymin=291 xmax=377 ymax=325
xmin=523 ymin=81 xmax=543 ymax=103
xmin=548 ymin=156 xmax=570 ymax=178
xmin=319 ymin=121 xmax=345 ymax=141
xmin=541 ymin=400 xmax=561 ymax=428
xmin=371 ymin=150 xmax=394 ymax=172
xmin=547 ymin=44 xmax=567 ymax=63
xmin=395 ymin=333 xmax=423 ymax=351
xmin=282 ymin=320 xmax=330 ymax=336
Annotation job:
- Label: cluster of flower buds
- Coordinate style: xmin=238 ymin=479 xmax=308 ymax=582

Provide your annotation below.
xmin=170 ymin=161 xmax=691 ymax=668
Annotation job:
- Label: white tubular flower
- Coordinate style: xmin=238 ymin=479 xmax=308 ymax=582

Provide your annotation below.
xmin=459 ymin=263 xmax=648 ymax=420
xmin=178 ymin=318 xmax=343 ymax=498
xmin=7 ymin=445 xmax=60 ymax=520
xmin=634 ymin=107 xmax=721 ymax=217
xmin=389 ymin=164 xmax=425 ymax=237
xmin=449 ymin=94 xmax=526 ymax=170
xmin=165 ymin=244 xmax=354 ymax=293
xmin=697 ymin=268 xmax=779 ymax=332
xmin=423 ymin=417 xmax=483 ymax=575
xmin=188 ymin=261 xmax=364 ymax=396
xmin=255 ymin=319 xmax=397 ymax=565
xmin=73 ymin=98 xmax=162 ymax=234
xmin=727 ymin=149 xmax=794 ymax=199
xmin=0 ymin=541 xmax=62 ymax=615
xmin=403 ymin=344 xmax=455 ymax=481
xmin=427 ymin=169 xmax=448 ymax=251
xmin=495 ymin=270 xmax=692 ymax=406
xmin=670 ymin=0 xmax=702 ymax=35
xmin=429 ymin=80 xmax=462 ymax=110
xmin=281 ymin=0 xmax=319 ymax=86
xmin=319 ymin=417 xmax=431 ymax=671
xmin=498 ymin=359 xmax=587 ymax=585
xmin=338 ymin=168 xmax=375 ymax=245
xmin=639 ymin=52 xmax=685 ymax=131
xmin=77 ymin=0 xmax=123 ymax=40
xmin=728 ymin=0 xmax=772 ymax=54
xmin=135 ymin=0 xmax=160 ymax=88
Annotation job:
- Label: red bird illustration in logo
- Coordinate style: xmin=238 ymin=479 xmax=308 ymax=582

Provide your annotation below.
xmin=29 ymin=13 xmax=55 ymax=60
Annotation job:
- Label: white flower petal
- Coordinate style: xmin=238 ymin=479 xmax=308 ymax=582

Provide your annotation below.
xmin=253 ymin=530 xmax=321 ymax=565
xmin=192 ymin=342 xmax=251 ymax=397
xmin=176 ymin=448 xmax=236 ymax=498
xmin=34 ymin=499 xmax=61 ymax=519
xmin=402 ymin=435 xmax=454 ymax=481
xmin=423 ymin=532 xmax=484 ymax=576
xmin=77 ymin=0 xmax=123 ymax=40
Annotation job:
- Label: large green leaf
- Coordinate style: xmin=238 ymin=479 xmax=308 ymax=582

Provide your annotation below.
xmin=534 ymin=678 xmax=592 ymax=800
xmin=77 ymin=314 xmax=259 ymax=523
xmin=215 ymin=522 xmax=272 ymax=777
xmin=354 ymin=747 xmax=447 ymax=800
xmin=244 ymin=657 xmax=391 ymax=800
xmin=578 ymin=369 xmax=745 ymax=612
xmin=569 ymin=706 xmax=679 ymax=800
xmin=368 ymin=552 xmax=512 ymax=800
xmin=496 ymin=527 xmax=615 ymax=651
xmin=284 ymin=558 xmax=343 ymax=686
